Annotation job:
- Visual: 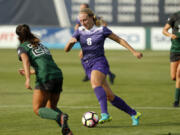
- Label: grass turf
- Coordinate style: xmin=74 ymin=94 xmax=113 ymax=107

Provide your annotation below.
xmin=0 ymin=49 xmax=180 ymax=135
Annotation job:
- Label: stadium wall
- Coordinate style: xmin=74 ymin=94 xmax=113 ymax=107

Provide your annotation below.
xmin=0 ymin=25 xmax=171 ymax=50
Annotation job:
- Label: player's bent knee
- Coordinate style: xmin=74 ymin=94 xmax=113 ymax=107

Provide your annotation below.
xmin=106 ymin=94 xmax=115 ymax=101
xmin=171 ymin=76 xmax=176 ymax=81
xmin=92 ymin=84 xmax=102 ymax=89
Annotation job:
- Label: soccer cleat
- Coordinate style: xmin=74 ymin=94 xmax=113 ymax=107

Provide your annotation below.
xmin=61 ymin=114 xmax=73 ymax=135
xmin=82 ymin=75 xmax=89 ymax=82
xmin=131 ymin=112 xmax=141 ymax=126
xmin=109 ymin=73 xmax=116 ymax=85
xmin=98 ymin=113 xmax=112 ymax=124
xmin=173 ymin=101 xmax=179 ymax=107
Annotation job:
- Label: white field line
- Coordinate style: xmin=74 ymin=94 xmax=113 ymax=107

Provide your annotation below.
xmin=0 ymin=105 xmax=180 ymax=110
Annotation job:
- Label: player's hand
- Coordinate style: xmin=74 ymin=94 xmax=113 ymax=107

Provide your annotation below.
xmin=133 ymin=52 xmax=143 ymax=59
xmin=171 ymin=34 xmax=177 ymax=39
xmin=19 ymin=69 xmax=25 ymax=76
xmin=78 ymin=50 xmax=83 ymax=59
xmin=25 ymin=79 xmax=32 ymax=90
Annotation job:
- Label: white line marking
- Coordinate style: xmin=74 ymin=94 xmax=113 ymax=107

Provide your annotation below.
xmin=0 ymin=105 xmax=180 ymax=110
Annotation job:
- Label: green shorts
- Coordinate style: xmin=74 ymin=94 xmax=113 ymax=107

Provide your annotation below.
xmin=170 ymin=52 xmax=180 ymax=62
xmin=35 ymin=78 xmax=63 ymax=93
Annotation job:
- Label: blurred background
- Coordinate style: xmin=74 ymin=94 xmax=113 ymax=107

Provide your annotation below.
xmin=0 ymin=0 xmax=179 ymax=50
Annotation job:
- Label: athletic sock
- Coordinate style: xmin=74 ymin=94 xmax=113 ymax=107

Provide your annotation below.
xmin=175 ymin=88 xmax=180 ymax=102
xmin=38 ymin=107 xmax=59 ymax=120
xmin=55 ymin=107 xmax=62 ymax=115
xmin=94 ymin=86 xmax=108 ymax=114
xmin=38 ymin=107 xmax=61 ymax=126
xmin=110 ymin=95 xmax=136 ymax=116
xmin=54 ymin=108 xmax=63 ymax=127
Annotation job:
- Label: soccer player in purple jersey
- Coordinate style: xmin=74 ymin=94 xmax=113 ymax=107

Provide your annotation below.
xmin=65 ymin=8 xmax=143 ymax=125
xmin=75 ymin=3 xmax=116 ymax=84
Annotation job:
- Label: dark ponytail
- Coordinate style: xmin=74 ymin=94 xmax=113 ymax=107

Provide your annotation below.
xmin=16 ymin=24 xmax=40 ymax=47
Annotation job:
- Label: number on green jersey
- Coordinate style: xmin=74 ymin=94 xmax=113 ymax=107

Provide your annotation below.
xmin=27 ymin=43 xmax=51 ymax=56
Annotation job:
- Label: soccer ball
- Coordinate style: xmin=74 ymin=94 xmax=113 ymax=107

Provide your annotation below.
xmin=82 ymin=111 xmax=99 ymax=127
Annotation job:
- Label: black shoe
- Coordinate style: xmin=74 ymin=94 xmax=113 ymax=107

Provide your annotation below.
xmin=61 ymin=114 xmax=73 ymax=135
xmin=173 ymin=101 xmax=179 ymax=107
xmin=109 ymin=73 xmax=116 ymax=84
xmin=82 ymin=75 xmax=89 ymax=82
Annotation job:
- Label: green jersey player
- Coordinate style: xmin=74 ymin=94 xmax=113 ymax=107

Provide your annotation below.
xmin=16 ymin=24 xmax=73 ymax=135
xmin=163 ymin=11 xmax=180 ymax=107
xmin=18 ymin=41 xmax=62 ymax=86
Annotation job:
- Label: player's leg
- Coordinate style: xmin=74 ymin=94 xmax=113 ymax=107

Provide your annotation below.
xmin=46 ymin=78 xmax=63 ymax=113
xmin=81 ymin=63 xmax=89 ymax=82
xmin=33 ymin=90 xmax=61 ymax=121
xmin=47 ymin=93 xmax=73 ymax=135
xmin=170 ymin=52 xmax=180 ymax=107
xmin=81 ymin=59 xmax=89 ymax=82
xmin=82 ymin=74 xmax=89 ymax=82
xmin=90 ymin=70 xmax=111 ymax=123
xmin=170 ymin=61 xmax=179 ymax=81
xmin=46 ymin=92 xmax=62 ymax=116
xmin=44 ymin=78 xmax=73 ymax=135
xmin=102 ymin=81 xmax=141 ymax=126
xmin=108 ymin=70 xmax=116 ymax=84
xmin=79 ymin=50 xmax=89 ymax=82
xmin=103 ymin=80 xmax=136 ymax=116
xmin=170 ymin=60 xmax=180 ymax=107
xmin=174 ymin=62 xmax=180 ymax=107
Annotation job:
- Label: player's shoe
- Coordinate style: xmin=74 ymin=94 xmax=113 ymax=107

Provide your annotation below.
xmin=61 ymin=114 xmax=73 ymax=135
xmin=173 ymin=101 xmax=179 ymax=107
xmin=82 ymin=75 xmax=89 ymax=82
xmin=109 ymin=73 xmax=116 ymax=84
xmin=98 ymin=113 xmax=112 ymax=124
xmin=131 ymin=112 xmax=141 ymax=126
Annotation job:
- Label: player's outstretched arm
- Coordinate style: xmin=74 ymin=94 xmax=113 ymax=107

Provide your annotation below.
xmin=64 ymin=38 xmax=77 ymax=52
xmin=20 ymin=53 xmax=32 ymax=90
xmin=162 ymin=23 xmax=177 ymax=39
xmin=108 ymin=33 xmax=143 ymax=59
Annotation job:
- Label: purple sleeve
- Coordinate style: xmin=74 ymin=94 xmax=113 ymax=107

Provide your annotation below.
xmin=103 ymin=26 xmax=112 ymax=37
xmin=72 ymin=29 xmax=80 ymax=41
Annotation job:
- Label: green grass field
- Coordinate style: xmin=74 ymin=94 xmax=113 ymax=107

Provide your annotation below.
xmin=0 ymin=49 xmax=180 ymax=135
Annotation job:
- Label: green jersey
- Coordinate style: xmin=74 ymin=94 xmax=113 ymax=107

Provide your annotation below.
xmin=17 ymin=41 xmax=63 ymax=86
xmin=167 ymin=11 xmax=180 ymax=52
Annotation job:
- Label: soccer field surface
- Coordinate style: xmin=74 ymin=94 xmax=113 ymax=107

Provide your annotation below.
xmin=0 ymin=49 xmax=180 ymax=135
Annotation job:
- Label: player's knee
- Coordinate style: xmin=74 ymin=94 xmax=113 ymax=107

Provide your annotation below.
xmin=106 ymin=95 xmax=111 ymax=101
xmin=91 ymin=81 xmax=103 ymax=89
xmin=171 ymin=76 xmax=176 ymax=81
xmin=106 ymin=94 xmax=115 ymax=101
xmin=91 ymin=82 xmax=101 ymax=89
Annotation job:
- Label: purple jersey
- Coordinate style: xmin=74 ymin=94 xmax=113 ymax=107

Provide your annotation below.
xmin=72 ymin=25 xmax=112 ymax=61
